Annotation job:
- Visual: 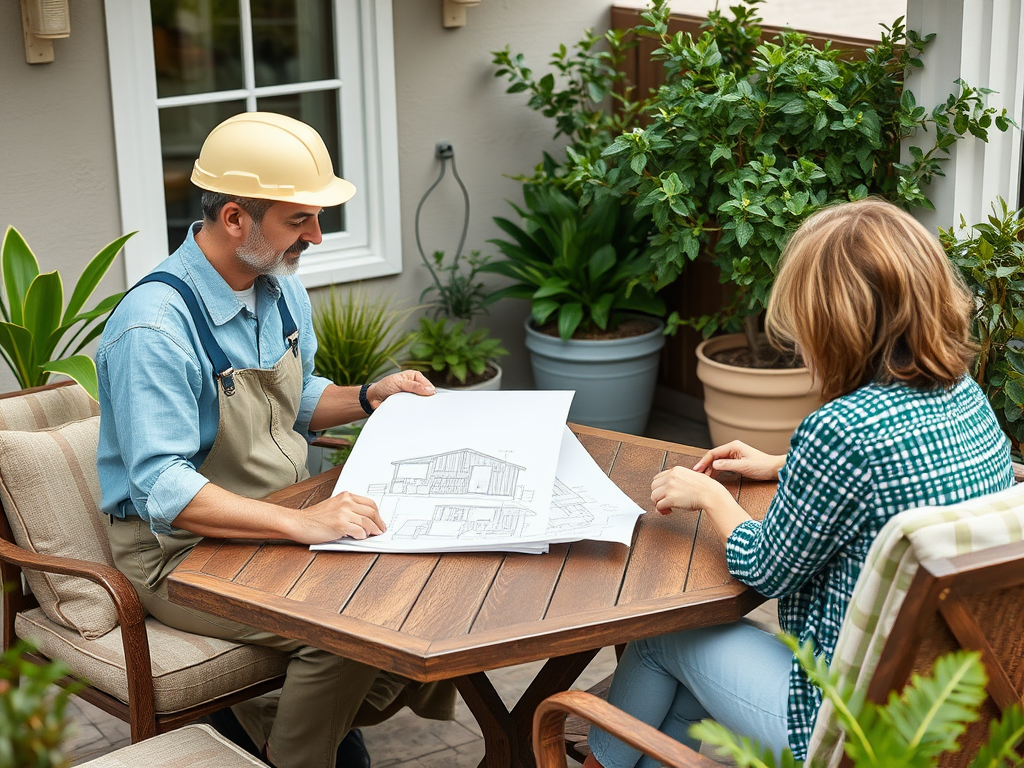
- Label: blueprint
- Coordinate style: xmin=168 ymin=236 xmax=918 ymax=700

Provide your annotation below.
xmin=312 ymin=390 xmax=645 ymax=554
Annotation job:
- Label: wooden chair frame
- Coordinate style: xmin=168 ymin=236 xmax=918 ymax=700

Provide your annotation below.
xmin=534 ymin=539 xmax=1024 ymax=768
xmin=0 ymin=382 xmax=349 ymax=742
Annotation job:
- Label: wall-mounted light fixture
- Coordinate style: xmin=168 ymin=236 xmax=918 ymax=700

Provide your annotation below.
xmin=442 ymin=0 xmax=481 ymax=28
xmin=21 ymin=0 xmax=71 ymax=65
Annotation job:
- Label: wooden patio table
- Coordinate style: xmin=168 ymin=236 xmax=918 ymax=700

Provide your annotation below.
xmin=166 ymin=424 xmax=776 ymax=768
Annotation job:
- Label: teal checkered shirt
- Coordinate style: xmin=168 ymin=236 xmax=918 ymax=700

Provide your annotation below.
xmin=725 ymin=376 xmax=1014 ymax=759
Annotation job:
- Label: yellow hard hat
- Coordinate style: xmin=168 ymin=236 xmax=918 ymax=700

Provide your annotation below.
xmin=191 ymin=112 xmax=356 ymax=207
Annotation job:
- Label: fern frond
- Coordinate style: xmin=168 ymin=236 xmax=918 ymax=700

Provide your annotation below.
xmin=968 ymin=704 xmax=1024 ymax=768
xmin=689 ymin=720 xmax=792 ymax=768
xmin=883 ymin=651 xmax=987 ymax=759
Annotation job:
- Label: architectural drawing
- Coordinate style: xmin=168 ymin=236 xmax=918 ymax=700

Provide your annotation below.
xmin=373 ymin=448 xmax=543 ymax=543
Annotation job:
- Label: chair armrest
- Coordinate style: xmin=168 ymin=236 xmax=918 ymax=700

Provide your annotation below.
xmin=311 ymin=436 xmax=351 ymax=451
xmin=0 ymin=537 xmax=145 ymax=629
xmin=1013 ymin=461 xmax=1024 ymax=484
xmin=533 ymin=690 xmax=721 ymax=768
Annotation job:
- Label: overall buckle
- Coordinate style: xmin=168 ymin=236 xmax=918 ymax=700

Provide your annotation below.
xmin=217 ymin=367 xmax=236 ymax=396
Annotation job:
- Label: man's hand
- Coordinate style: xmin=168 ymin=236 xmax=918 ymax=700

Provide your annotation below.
xmin=691 ymin=440 xmax=786 ymax=481
xmin=285 ymin=491 xmax=387 ymax=545
xmin=366 ymin=370 xmax=435 ymax=410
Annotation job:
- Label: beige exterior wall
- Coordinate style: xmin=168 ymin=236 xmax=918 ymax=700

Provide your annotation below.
xmin=0 ymin=0 xmax=910 ymax=394
xmin=0 ymin=1 xmax=122 ymax=392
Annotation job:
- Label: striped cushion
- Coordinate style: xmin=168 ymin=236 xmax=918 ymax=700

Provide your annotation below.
xmin=807 ymin=481 xmax=1024 ymax=767
xmin=0 ymin=384 xmax=99 ymax=431
xmin=15 ymin=608 xmax=288 ymax=714
xmin=0 ymin=416 xmax=117 ymax=639
xmin=76 ymin=724 xmax=268 ymax=767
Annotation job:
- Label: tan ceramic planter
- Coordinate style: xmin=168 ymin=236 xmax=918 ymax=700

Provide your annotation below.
xmin=696 ymin=334 xmax=823 ymax=455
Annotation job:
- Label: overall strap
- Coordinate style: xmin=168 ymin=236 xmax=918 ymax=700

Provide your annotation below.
xmin=275 ymin=291 xmax=299 ymax=357
xmin=129 ymin=273 xmax=237 ymax=396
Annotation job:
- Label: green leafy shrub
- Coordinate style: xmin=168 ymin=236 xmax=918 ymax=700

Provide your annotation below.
xmin=313 ymin=286 xmax=414 ymax=388
xmin=941 ymin=199 xmax=1024 ymax=458
xmin=568 ymin=0 xmax=1012 ymax=361
xmin=695 ymin=635 xmax=1024 ymax=768
xmin=406 ymin=318 xmax=507 ymax=387
xmin=0 ymin=227 xmax=133 ymax=399
xmin=484 ymin=184 xmax=665 ymax=341
xmin=0 ymin=642 xmax=81 ymax=768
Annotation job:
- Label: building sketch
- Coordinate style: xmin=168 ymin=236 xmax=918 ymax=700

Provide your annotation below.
xmin=374 ymin=448 xmax=541 ymax=542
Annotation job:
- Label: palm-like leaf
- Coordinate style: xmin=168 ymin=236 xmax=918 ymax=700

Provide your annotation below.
xmin=0 ymin=228 xmax=130 ymax=397
xmin=968 ymin=704 xmax=1024 ymax=768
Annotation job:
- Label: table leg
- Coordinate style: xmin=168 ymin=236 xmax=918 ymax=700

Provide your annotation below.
xmin=455 ymin=649 xmax=600 ymax=768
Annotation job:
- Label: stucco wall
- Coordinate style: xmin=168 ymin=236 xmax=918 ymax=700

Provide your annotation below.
xmin=0 ymin=1 xmax=122 ymax=393
xmin=0 ymin=0 xmax=908 ymax=395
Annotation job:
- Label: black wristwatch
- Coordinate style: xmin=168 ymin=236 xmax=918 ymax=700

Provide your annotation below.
xmin=358 ymin=383 xmax=375 ymax=415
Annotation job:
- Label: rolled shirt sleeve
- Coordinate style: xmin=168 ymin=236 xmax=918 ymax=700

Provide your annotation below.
xmin=725 ymin=412 xmax=873 ymax=599
xmin=98 ymin=322 xmax=211 ymax=534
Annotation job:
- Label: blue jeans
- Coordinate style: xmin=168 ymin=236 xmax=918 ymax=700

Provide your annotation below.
xmin=588 ymin=621 xmax=792 ymax=768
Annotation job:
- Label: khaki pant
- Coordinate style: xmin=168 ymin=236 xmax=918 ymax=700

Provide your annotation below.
xmin=108 ymin=517 xmax=455 ymax=768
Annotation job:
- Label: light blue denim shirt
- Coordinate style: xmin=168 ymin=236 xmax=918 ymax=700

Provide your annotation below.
xmin=97 ymin=223 xmax=331 ymax=534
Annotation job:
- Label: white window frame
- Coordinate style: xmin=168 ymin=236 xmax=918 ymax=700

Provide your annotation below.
xmin=104 ymin=0 xmax=402 ymax=288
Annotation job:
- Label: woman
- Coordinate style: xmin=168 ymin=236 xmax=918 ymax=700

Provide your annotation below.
xmin=585 ymin=198 xmax=1014 ymax=768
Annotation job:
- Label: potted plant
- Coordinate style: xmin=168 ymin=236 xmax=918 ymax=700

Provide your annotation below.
xmin=1 ymin=227 xmax=133 ymax=400
xmin=697 ymin=637 xmax=1024 ymax=768
xmin=567 ymin=0 xmax=1012 ymax=450
xmin=484 ymin=183 xmax=666 ymax=434
xmin=312 ymin=284 xmax=414 ymax=469
xmin=412 ymin=248 xmax=507 ymax=390
xmin=406 ymin=316 xmax=508 ymax=391
xmin=941 ymin=198 xmax=1024 ymax=460
xmin=0 ymin=642 xmax=79 ymax=768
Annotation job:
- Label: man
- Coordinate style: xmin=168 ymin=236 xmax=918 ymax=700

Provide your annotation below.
xmin=97 ymin=113 xmax=454 ymax=768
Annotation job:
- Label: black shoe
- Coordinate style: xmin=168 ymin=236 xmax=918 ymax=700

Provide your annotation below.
xmin=206 ymin=706 xmax=262 ymax=758
xmin=337 ymin=729 xmax=371 ymax=768
xmin=206 ymin=707 xmax=370 ymax=768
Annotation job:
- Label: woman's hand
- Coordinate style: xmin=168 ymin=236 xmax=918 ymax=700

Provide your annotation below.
xmin=651 ymin=465 xmax=732 ymax=515
xmin=366 ymin=370 xmax=435 ymax=409
xmin=692 ymin=440 xmax=786 ymax=481
xmin=650 ymin=465 xmax=752 ymax=545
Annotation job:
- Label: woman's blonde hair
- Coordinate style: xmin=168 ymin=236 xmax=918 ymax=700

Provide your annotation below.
xmin=766 ymin=197 xmax=975 ymax=401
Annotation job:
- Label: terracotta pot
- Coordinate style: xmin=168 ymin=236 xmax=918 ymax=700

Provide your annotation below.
xmin=696 ymin=334 xmax=822 ymax=454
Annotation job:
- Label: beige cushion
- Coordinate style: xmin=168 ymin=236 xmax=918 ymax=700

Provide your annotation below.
xmin=0 ymin=384 xmax=99 ymax=431
xmin=76 ymin=723 xmax=267 ymax=767
xmin=16 ymin=608 xmax=288 ymax=714
xmin=0 ymin=417 xmax=117 ymax=639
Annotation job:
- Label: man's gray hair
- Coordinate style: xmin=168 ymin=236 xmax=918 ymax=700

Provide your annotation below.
xmin=201 ymin=192 xmax=273 ymax=224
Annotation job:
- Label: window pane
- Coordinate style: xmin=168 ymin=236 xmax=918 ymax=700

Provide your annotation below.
xmin=151 ymin=0 xmax=243 ymax=98
xmin=251 ymin=0 xmax=335 ymax=87
xmin=160 ymin=101 xmax=247 ymax=249
xmin=258 ymin=92 xmax=344 ymax=233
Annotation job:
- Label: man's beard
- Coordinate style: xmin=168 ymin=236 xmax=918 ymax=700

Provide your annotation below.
xmin=236 ymin=223 xmax=309 ymax=276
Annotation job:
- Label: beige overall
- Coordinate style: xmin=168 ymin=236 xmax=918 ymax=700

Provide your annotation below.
xmin=108 ymin=307 xmax=453 ymax=768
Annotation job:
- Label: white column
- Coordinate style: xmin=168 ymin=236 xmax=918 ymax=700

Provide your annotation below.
xmin=904 ymin=0 xmax=1024 ymax=231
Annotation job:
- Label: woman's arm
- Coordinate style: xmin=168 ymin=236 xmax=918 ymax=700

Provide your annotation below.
xmin=651 ymin=467 xmax=752 ymax=546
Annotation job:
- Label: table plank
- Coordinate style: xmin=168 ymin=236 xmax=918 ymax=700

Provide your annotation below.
xmin=286 ymin=552 xmax=379 ymax=611
xmin=200 ymin=541 xmax=260 ymax=581
xmin=342 ymin=554 xmax=440 ymax=629
xmin=235 ymin=542 xmax=315 ymax=594
xmin=401 ymin=553 xmax=504 ymax=640
xmin=471 ymin=547 xmax=568 ymax=633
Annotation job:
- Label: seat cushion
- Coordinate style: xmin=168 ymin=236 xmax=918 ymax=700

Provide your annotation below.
xmin=16 ymin=607 xmax=288 ymax=714
xmin=0 ymin=416 xmax=118 ymax=638
xmin=0 ymin=383 xmax=99 ymax=431
xmin=75 ymin=723 xmax=267 ymax=767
